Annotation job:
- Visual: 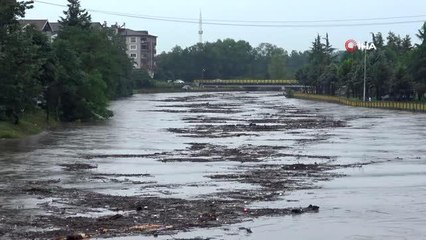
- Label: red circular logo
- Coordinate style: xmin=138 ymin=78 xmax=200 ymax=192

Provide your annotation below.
xmin=345 ymin=39 xmax=358 ymax=53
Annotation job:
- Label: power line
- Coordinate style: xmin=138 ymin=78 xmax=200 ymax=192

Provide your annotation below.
xmin=34 ymin=0 xmax=426 ymax=24
xmin=33 ymin=0 xmax=426 ymax=28
xmin=207 ymin=15 xmax=426 ymax=24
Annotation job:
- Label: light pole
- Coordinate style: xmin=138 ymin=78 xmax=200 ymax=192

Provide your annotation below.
xmin=201 ymin=68 xmax=206 ymax=80
xmin=363 ymin=41 xmax=367 ymax=102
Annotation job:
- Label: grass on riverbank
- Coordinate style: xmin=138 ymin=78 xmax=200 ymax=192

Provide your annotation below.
xmin=0 ymin=111 xmax=57 ymax=139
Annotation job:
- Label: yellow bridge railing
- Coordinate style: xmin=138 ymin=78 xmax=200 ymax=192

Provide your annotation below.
xmin=293 ymin=93 xmax=426 ymax=112
xmin=194 ymin=79 xmax=299 ymax=85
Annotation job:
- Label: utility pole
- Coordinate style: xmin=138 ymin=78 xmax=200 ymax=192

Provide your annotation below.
xmin=363 ymin=41 xmax=367 ymax=102
xmin=201 ymin=68 xmax=205 ymax=80
xmin=198 ymin=10 xmax=203 ymax=44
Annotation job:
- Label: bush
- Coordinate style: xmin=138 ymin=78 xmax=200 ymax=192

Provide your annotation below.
xmin=285 ymin=89 xmax=295 ymax=98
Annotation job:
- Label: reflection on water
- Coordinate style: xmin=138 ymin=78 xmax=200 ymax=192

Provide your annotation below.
xmin=1 ymin=92 xmax=426 ymax=240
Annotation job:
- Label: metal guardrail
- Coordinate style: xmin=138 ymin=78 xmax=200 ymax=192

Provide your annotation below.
xmin=293 ymin=93 xmax=426 ymax=112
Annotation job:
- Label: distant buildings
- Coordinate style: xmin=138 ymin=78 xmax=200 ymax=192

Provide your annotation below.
xmin=49 ymin=22 xmax=60 ymax=36
xmin=118 ymin=28 xmax=157 ymax=75
xmin=19 ymin=19 xmax=53 ymax=39
xmin=19 ymin=19 xmax=157 ymax=74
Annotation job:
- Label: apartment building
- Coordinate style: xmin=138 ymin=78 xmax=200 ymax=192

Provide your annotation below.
xmin=20 ymin=20 xmax=157 ymax=75
xmin=118 ymin=28 xmax=157 ymax=75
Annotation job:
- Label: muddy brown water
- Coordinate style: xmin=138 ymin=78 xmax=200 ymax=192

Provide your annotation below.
xmin=0 ymin=92 xmax=425 ymax=240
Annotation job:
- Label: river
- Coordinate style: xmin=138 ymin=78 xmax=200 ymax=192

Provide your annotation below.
xmin=0 ymin=92 xmax=425 ymax=240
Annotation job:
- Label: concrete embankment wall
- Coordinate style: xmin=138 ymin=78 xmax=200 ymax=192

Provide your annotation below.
xmin=293 ymin=93 xmax=426 ymax=112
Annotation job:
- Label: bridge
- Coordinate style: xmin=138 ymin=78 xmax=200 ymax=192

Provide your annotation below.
xmin=193 ymin=79 xmax=306 ymax=91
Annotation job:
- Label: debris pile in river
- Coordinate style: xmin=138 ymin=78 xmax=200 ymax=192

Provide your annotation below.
xmin=0 ymin=92 xmax=353 ymax=239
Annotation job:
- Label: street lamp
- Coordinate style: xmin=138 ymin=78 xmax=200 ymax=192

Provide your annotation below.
xmin=201 ymin=68 xmax=206 ymax=80
xmin=363 ymin=41 xmax=367 ymax=102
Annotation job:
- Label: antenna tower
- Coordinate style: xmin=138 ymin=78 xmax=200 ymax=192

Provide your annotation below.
xmin=198 ymin=10 xmax=203 ymax=43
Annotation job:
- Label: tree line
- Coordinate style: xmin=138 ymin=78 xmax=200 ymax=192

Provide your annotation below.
xmin=155 ymin=40 xmax=309 ymax=81
xmin=297 ymin=28 xmax=426 ymax=101
xmin=0 ymin=0 xmax=134 ymax=124
xmin=155 ymin=25 xmax=426 ymax=102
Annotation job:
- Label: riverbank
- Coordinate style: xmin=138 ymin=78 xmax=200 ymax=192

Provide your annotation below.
xmin=0 ymin=111 xmax=57 ymax=139
xmin=0 ymin=88 xmax=244 ymax=139
xmin=292 ymin=92 xmax=426 ymax=112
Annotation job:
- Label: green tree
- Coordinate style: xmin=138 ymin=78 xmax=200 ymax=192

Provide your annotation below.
xmin=155 ymin=39 xmax=257 ymax=81
xmin=0 ymin=0 xmax=45 ymax=124
xmin=369 ymin=50 xmax=392 ymax=100
xmin=371 ymin=32 xmax=384 ymax=48
xmin=410 ymin=23 xmax=426 ymax=100
xmin=53 ymin=0 xmax=133 ymax=120
xmin=59 ymin=0 xmax=91 ymax=28
xmin=287 ymin=50 xmax=309 ymax=78
xmin=298 ymin=34 xmax=337 ymax=94
xmin=268 ymin=53 xmax=288 ymax=79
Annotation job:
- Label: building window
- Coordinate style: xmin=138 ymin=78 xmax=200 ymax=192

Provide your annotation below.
xmin=130 ymin=45 xmax=137 ymax=50
xmin=130 ymin=53 xmax=137 ymax=58
xmin=141 ymin=37 xmax=147 ymax=42
xmin=130 ymin=37 xmax=136 ymax=43
xmin=141 ymin=44 xmax=148 ymax=50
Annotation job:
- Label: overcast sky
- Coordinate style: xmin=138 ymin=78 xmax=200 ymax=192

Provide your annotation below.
xmin=25 ymin=0 xmax=426 ymax=53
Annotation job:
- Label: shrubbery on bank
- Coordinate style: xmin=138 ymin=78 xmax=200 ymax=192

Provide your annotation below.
xmin=0 ymin=0 xmax=134 ymax=127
